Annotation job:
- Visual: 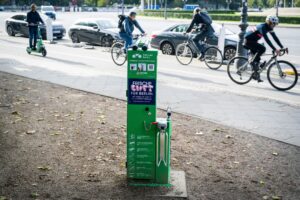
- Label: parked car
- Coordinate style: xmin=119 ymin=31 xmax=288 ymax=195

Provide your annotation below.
xmin=68 ymin=18 xmax=120 ymax=46
xmin=150 ymin=23 xmax=238 ymax=60
xmin=5 ymin=14 xmax=66 ymax=39
xmin=41 ymin=5 xmax=56 ymax=20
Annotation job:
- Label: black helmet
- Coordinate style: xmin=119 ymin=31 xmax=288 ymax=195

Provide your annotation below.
xmin=129 ymin=11 xmax=137 ymax=17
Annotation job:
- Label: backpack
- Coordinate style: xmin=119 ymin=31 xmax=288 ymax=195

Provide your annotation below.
xmin=200 ymin=12 xmax=212 ymax=25
xmin=118 ymin=15 xmax=126 ymax=30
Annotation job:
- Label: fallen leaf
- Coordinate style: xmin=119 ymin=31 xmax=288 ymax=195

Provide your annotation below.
xmin=260 ymin=180 xmax=265 ymax=185
xmin=30 ymin=192 xmax=39 ymax=198
xmin=196 ymin=131 xmax=203 ymax=135
xmin=64 ymin=114 xmax=70 ymax=117
xmin=225 ymin=135 xmax=233 ymax=139
xmin=37 ymin=118 xmax=44 ymax=121
xmin=272 ymin=152 xmax=278 ymax=156
xmin=99 ymin=115 xmax=105 ymax=119
xmin=54 ymin=114 xmax=60 ymax=117
xmin=11 ymin=111 xmax=19 ymax=115
xmin=26 ymin=130 xmax=36 ymax=134
xmin=37 ymin=166 xmax=51 ymax=171
xmin=262 ymin=196 xmax=269 ymax=200
xmin=272 ymin=196 xmax=282 ymax=200
xmin=233 ymin=161 xmax=239 ymax=164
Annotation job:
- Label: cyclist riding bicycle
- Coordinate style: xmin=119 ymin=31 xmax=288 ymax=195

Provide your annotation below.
xmin=244 ymin=15 xmax=284 ymax=82
xmin=26 ymin=4 xmax=44 ymax=50
xmin=184 ymin=7 xmax=215 ymax=60
xmin=119 ymin=11 xmax=146 ymax=52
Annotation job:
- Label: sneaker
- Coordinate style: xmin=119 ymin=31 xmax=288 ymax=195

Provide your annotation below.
xmin=199 ymin=53 xmax=205 ymax=61
xmin=252 ymin=72 xmax=263 ymax=83
xmin=259 ymin=61 xmax=266 ymax=69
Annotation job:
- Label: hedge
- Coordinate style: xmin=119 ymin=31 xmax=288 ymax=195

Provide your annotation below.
xmin=141 ymin=11 xmax=300 ymax=24
xmin=144 ymin=9 xmax=236 ymax=14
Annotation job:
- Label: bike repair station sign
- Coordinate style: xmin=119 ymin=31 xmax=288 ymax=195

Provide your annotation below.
xmin=127 ymin=50 xmax=157 ymax=79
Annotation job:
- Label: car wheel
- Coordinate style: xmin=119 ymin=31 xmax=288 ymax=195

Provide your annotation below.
xmin=7 ymin=25 xmax=15 ymax=36
xmin=71 ymin=32 xmax=79 ymax=43
xmin=224 ymin=46 xmax=236 ymax=60
xmin=101 ymin=36 xmax=112 ymax=47
xmin=161 ymin=42 xmax=174 ymax=55
xmin=57 ymin=36 xmax=63 ymax=40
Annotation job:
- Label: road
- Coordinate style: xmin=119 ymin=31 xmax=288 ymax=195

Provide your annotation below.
xmin=0 ymin=12 xmax=300 ymax=146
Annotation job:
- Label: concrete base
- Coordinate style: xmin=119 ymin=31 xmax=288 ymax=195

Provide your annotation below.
xmin=158 ymin=170 xmax=187 ymax=198
xmin=146 ymin=170 xmax=187 ymax=198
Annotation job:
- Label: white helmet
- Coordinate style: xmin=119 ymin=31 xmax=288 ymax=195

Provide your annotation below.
xmin=266 ymin=15 xmax=279 ymax=25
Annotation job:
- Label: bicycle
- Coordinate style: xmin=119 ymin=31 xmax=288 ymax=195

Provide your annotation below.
xmin=227 ymin=48 xmax=298 ymax=91
xmin=111 ymin=34 xmax=148 ymax=66
xmin=175 ymin=33 xmax=223 ymax=70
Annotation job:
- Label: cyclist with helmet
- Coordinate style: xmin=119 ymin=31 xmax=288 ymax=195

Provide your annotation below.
xmin=119 ymin=11 xmax=146 ymax=52
xmin=185 ymin=7 xmax=215 ymax=60
xmin=244 ymin=15 xmax=284 ymax=82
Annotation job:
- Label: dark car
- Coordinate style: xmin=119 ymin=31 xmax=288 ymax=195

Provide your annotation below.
xmin=68 ymin=18 xmax=120 ymax=47
xmin=150 ymin=23 xmax=238 ymax=60
xmin=5 ymin=14 xmax=66 ymax=39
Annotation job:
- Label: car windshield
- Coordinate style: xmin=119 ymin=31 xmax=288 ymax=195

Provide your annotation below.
xmin=42 ymin=6 xmax=54 ymax=11
xmin=96 ymin=20 xmax=116 ymax=29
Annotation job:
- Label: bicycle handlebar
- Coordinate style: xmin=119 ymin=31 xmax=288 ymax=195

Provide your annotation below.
xmin=273 ymin=48 xmax=288 ymax=56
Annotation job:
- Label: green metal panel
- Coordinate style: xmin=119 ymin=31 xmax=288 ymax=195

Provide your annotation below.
xmin=127 ymin=50 xmax=158 ymax=180
xmin=126 ymin=49 xmax=172 ymax=185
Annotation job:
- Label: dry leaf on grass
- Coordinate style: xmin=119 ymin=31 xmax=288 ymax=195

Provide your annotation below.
xmin=37 ymin=166 xmax=51 ymax=171
xmin=26 ymin=130 xmax=36 ymax=134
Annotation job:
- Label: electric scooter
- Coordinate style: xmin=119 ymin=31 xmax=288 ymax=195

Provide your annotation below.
xmin=26 ymin=25 xmax=47 ymax=57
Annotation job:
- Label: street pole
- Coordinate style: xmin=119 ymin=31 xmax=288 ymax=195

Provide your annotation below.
xmin=236 ymin=0 xmax=248 ymax=58
xmin=164 ymin=0 xmax=167 ymax=20
xmin=276 ymin=0 xmax=279 ymax=17
xmin=121 ymin=0 xmax=124 ymax=15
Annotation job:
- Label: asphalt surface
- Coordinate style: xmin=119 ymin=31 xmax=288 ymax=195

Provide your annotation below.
xmin=0 ymin=12 xmax=300 ymax=146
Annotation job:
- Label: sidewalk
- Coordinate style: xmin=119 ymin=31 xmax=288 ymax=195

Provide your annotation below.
xmin=0 ymin=36 xmax=299 ymax=147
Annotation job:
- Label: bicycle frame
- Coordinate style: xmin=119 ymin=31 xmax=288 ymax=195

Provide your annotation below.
xmin=248 ymin=51 xmax=285 ymax=76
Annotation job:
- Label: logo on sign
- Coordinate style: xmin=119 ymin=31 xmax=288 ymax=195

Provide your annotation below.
xmin=132 ymin=54 xmax=142 ymax=59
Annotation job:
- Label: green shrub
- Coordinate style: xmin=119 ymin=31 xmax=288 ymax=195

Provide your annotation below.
xmin=141 ymin=10 xmax=300 ymax=24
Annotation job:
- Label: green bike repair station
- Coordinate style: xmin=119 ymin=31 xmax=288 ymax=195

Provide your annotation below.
xmin=126 ymin=49 xmax=187 ymax=197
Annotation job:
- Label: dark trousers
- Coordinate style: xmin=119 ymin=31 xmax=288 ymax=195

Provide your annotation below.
xmin=29 ymin=26 xmax=38 ymax=48
xmin=244 ymin=41 xmax=266 ymax=71
xmin=192 ymin=26 xmax=214 ymax=54
xmin=119 ymin=32 xmax=133 ymax=50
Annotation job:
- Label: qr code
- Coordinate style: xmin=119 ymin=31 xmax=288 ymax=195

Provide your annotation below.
xmin=148 ymin=64 xmax=155 ymax=71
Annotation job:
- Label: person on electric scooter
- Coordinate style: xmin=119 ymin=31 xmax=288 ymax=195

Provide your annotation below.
xmin=244 ymin=15 xmax=284 ymax=82
xmin=119 ymin=11 xmax=146 ymax=52
xmin=184 ymin=7 xmax=215 ymax=60
xmin=26 ymin=4 xmax=44 ymax=50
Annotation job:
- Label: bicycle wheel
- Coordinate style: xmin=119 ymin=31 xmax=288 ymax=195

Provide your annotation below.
xmin=203 ymin=46 xmax=223 ymax=70
xmin=267 ymin=60 xmax=298 ymax=91
xmin=111 ymin=42 xmax=127 ymax=66
xmin=176 ymin=44 xmax=193 ymax=65
xmin=227 ymin=56 xmax=253 ymax=85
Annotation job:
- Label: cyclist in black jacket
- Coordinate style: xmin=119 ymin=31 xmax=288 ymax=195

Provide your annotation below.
xmin=244 ymin=15 xmax=284 ymax=82
xmin=26 ymin=4 xmax=44 ymax=50
xmin=185 ymin=7 xmax=215 ymax=60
